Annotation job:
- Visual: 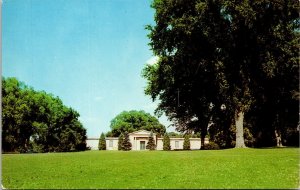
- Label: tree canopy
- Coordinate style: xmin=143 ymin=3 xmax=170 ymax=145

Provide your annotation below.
xmin=109 ymin=110 xmax=166 ymax=137
xmin=143 ymin=0 xmax=299 ymax=148
xmin=2 ymin=77 xmax=87 ymax=152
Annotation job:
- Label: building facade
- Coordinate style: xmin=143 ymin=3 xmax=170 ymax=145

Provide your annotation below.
xmin=87 ymin=130 xmax=208 ymax=150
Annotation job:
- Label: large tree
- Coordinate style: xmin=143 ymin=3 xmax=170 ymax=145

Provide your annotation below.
xmin=2 ymin=77 xmax=87 ymax=152
xmin=219 ymin=0 xmax=299 ymax=147
xmin=142 ymin=0 xmax=232 ymax=148
xmin=143 ymin=0 xmax=299 ymax=148
xmin=109 ymin=110 xmax=166 ymax=137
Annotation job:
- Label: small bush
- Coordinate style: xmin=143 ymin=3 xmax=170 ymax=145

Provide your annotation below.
xmin=203 ymin=142 xmax=220 ymax=150
xmin=86 ymin=146 xmax=91 ymax=150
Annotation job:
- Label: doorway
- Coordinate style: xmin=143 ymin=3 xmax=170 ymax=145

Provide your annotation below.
xmin=140 ymin=141 xmax=145 ymax=150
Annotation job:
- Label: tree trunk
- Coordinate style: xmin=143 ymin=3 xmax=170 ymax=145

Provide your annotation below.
xmin=200 ymin=135 xmax=205 ymax=149
xmin=235 ymin=110 xmax=246 ymax=148
xmin=200 ymin=126 xmax=207 ymax=150
xmin=275 ymin=129 xmax=283 ymax=147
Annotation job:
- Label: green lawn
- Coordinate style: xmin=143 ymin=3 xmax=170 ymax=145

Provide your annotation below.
xmin=2 ymin=148 xmax=299 ymax=189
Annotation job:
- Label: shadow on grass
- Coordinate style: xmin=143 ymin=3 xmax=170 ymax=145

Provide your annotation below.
xmin=252 ymin=146 xmax=299 ymax=149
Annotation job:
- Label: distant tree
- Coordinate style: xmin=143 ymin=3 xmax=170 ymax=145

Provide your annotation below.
xmin=163 ymin=133 xmax=171 ymax=150
xmin=167 ymin=132 xmax=184 ymax=138
xmin=122 ymin=132 xmax=132 ymax=151
xmin=109 ymin=110 xmax=166 ymax=137
xmin=118 ymin=133 xmax=124 ymax=150
xmin=105 ymin=131 xmax=114 ymax=137
xmin=98 ymin=133 xmax=106 ymax=150
xmin=146 ymin=131 xmax=156 ymax=150
xmin=183 ymin=135 xmax=190 ymax=150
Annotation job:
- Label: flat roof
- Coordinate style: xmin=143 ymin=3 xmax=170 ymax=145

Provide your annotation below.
xmin=105 ymin=137 xmax=119 ymax=140
xmin=157 ymin=137 xmax=201 ymax=140
xmin=87 ymin=138 xmax=99 ymax=140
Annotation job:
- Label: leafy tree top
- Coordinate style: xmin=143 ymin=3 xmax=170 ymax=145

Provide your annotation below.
xmin=109 ymin=110 xmax=166 ymax=137
xmin=143 ymin=0 xmax=299 ymax=146
xmin=2 ymin=77 xmax=87 ymax=153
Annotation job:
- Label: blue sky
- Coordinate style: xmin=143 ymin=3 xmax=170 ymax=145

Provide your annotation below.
xmin=3 ymin=0 xmax=174 ymax=137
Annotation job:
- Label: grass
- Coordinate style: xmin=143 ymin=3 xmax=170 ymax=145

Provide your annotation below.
xmin=2 ymin=148 xmax=299 ymax=189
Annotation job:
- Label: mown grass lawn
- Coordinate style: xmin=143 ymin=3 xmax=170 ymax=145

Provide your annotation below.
xmin=2 ymin=148 xmax=299 ymax=189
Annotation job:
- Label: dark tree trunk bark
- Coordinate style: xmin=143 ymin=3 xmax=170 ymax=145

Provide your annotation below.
xmin=200 ymin=136 xmax=205 ymax=149
xmin=200 ymin=125 xmax=207 ymax=149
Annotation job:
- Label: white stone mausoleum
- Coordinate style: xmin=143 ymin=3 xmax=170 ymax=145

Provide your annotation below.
xmin=87 ymin=130 xmax=207 ymax=150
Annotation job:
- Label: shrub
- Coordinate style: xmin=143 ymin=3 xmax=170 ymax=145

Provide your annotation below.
xmin=183 ymin=135 xmax=190 ymax=150
xmin=191 ymin=132 xmax=201 ymax=138
xmin=283 ymin=127 xmax=300 ymax=146
xmin=86 ymin=146 xmax=91 ymax=150
xmin=163 ymin=133 xmax=171 ymax=150
xmin=208 ymin=124 xmax=235 ymax=149
xmin=122 ymin=132 xmax=132 ymax=151
xmin=98 ymin=133 xmax=106 ymax=150
xmin=29 ymin=141 xmax=45 ymax=153
xmin=118 ymin=133 xmax=124 ymax=150
xmin=146 ymin=132 xmax=156 ymax=150
xmin=203 ymin=142 xmax=220 ymax=150
xmin=244 ymin=127 xmax=255 ymax=147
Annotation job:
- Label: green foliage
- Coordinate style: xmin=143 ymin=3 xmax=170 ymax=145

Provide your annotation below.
xmin=118 ymin=134 xmax=124 ymax=150
xmin=191 ymin=132 xmax=201 ymax=138
xmin=146 ymin=132 xmax=156 ymax=150
xmin=203 ymin=142 xmax=220 ymax=150
xmin=142 ymin=0 xmax=228 ymax=145
xmin=109 ymin=110 xmax=166 ymax=137
xmin=122 ymin=132 xmax=132 ymax=151
xmin=283 ymin=127 xmax=300 ymax=147
xmin=98 ymin=133 xmax=106 ymax=150
xmin=117 ymin=132 xmax=132 ymax=151
xmin=167 ymin=132 xmax=183 ymax=138
xmin=183 ymin=135 xmax=190 ymax=150
xmin=208 ymin=124 xmax=235 ymax=149
xmin=2 ymin=77 xmax=87 ymax=153
xmin=143 ymin=0 xmax=299 ymax=148
xmin=163 ymin=133 xmax=171 ymax=150
xmin=209 ymin=123 xmax=256 ymax=149
xmin=105 ymin=131 xmax=114 ymax=137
